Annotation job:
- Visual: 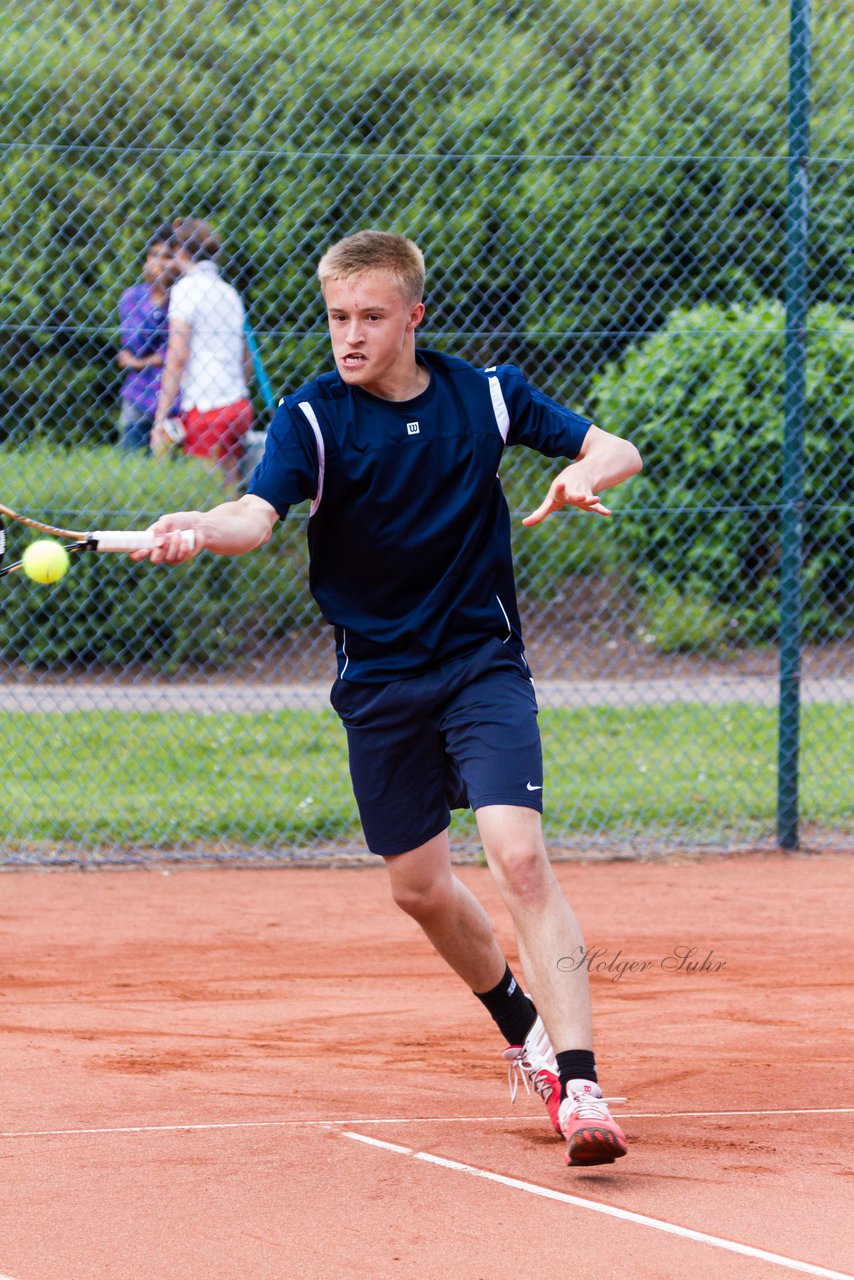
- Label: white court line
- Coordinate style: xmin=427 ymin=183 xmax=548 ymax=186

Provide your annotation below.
xmin=0 ymin=1120 xmax=322 ymax=1139
xmin=314 ymin=1107 xmax=854 ymax=1123
xmin=597 ymin=1108 xmax=854 ymax=1120
xmin=343 ymin=1132 xmax=854 ymax=1280
xmin=1 ymin=1106 xmax=852 ymax=1140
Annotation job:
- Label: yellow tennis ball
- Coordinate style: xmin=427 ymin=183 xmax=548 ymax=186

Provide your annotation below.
xmin=22 ymin=539 xmax=70 ymax=584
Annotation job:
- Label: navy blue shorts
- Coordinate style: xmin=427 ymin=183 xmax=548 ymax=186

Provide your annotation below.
xmin=330 ymin=638 xmax=543 ymax=857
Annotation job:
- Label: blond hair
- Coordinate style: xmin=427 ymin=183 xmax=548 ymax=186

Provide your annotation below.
xmin=317 ymin=230 xmax=425 ymax=304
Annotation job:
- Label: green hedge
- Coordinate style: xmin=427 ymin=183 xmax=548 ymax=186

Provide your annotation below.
xmin=594 ymin=300 xmax=854 ymax=645
xmin=1 ymin=0 xmax=851 ymax=438
xmin=0 ymin=446 xmax=310 ymax=670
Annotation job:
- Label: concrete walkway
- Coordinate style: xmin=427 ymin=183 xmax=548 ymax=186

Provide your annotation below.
xmin=1 ymin=676 xmax=852 ymax=713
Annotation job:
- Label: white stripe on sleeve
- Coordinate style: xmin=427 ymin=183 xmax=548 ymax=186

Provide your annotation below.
xmin=298 ymin=401 xmax=325 ymax=515
xmin=487 ymin=374 xmax=510 ymax=443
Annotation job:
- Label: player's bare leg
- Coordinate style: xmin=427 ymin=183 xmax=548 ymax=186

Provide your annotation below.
xmin=475 ymin=804 xmax=592 ymax=1051
xmin=476 ymin=804 xmax=627 ymax=1164
xmin=382 ymin=830 xmax=506 ymax=992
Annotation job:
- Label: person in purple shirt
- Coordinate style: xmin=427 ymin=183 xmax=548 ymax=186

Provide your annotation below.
xmin=117 ymin=225 xmax=177 ymax=451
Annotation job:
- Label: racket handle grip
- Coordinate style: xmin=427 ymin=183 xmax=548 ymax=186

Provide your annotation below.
xmin=91 ymin=529 xmax=197 ymax=554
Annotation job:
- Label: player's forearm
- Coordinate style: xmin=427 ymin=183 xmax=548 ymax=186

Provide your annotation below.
xmin=141 ymin=497 xmax=277 ymax=565
xmin=576 ymin=429 xmax=642 ymax=492
xmin=198 ymin=496 xmax=276 ymax=556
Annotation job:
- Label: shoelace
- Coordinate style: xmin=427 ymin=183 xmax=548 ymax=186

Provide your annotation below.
xmin=505 ymin=1049 xmax=556 ymax=1105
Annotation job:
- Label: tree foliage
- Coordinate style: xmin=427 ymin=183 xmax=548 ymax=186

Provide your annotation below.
xmin=0 ymin=0 xmax=850 ymax=438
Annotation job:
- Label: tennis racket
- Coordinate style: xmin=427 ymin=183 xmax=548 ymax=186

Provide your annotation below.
xmin=0 ymin=501 xmax=195 ymax=579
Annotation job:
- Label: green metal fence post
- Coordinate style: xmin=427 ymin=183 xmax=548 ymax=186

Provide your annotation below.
xmin=777 ymin=0 xmax=813 ymax=850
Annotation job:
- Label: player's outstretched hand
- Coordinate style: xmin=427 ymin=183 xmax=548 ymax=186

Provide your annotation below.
xmin=523 ymin=467 xmax=611 ymax=526
xmin=130 ymin=512 xmax=205 ymax=564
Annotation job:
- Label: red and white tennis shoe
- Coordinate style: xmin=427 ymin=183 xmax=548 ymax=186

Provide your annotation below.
xmin=502 ymin=1015 xmax=562 ymax=1136
xmin=559 ymin=1078 xmax=628 ymax=1166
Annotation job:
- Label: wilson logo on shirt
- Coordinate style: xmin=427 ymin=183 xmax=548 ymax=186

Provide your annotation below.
xmin=406 ymin=421 xmax=420 ymax=435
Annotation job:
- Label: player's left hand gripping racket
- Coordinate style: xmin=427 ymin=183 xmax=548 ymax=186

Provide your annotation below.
xmin=0 ymin=501 xmax=195 ymax=579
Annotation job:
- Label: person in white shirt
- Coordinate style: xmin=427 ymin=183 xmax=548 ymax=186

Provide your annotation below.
xmin=153 ymin=218 xmax=254 ymax=487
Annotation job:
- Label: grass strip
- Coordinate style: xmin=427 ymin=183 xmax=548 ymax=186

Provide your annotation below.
xmin=1 ymin=703 xmax=850 ymax=854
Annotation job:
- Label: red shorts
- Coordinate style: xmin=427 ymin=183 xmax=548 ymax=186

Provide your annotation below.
xmin=182 ymin=399 xmax=253 ymax=461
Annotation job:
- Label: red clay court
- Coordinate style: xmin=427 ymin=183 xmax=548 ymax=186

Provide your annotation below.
xmin=1 ymin=852 xmax=852 ymax=1280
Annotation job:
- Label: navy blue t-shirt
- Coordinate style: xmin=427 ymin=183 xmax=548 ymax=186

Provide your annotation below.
xmin=248 ymin=348 xmax=591 ymax=682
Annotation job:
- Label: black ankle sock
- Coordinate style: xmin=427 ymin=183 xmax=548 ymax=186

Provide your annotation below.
xmin=474 ymin=965 xmax=536 ymax=1047
xmin=557 ymin=1050 xmax=598 ymax=1098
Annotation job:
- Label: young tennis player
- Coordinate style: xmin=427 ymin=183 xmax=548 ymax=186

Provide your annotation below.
xmin=138 ymin=230 xmax=642 ymax=1167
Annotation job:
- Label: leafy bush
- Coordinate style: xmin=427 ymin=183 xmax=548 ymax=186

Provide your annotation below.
xmin=593 ymin=301 xmax=854 ymax=642
xmin=0 ymin=445 xmax=310 ymax=670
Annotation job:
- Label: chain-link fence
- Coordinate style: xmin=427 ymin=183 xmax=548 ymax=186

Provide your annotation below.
xmin=1 ymin=0 xmax=851 ymax=865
